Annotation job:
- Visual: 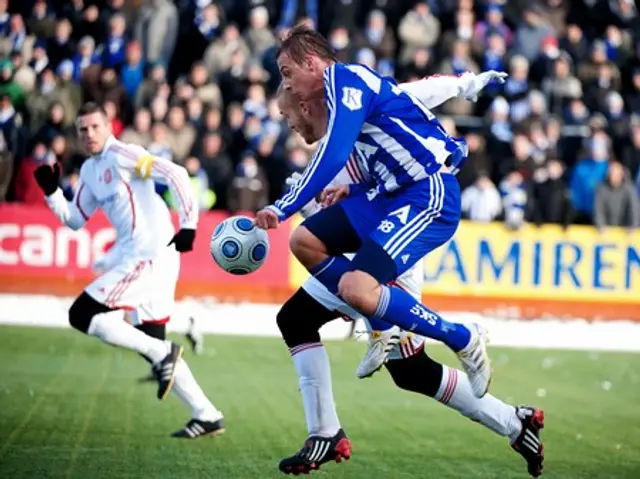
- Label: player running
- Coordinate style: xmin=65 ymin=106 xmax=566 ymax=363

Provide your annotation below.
xmin=274 ymin=78 xmax=544 ymax=477
xmin=33 ymin=102 xmax=224 ymax=438
xmin=255 ymin=26 xmax=491 ymax=398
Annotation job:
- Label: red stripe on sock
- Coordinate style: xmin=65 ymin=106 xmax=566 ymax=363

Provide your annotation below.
xmin=441 ymin=369 xmax=458 ymax=404
xmin=289 ymin=342 xmax=323 ymax=356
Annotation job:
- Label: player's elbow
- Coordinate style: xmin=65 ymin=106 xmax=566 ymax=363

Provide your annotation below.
xmin=66 ymin=218 xmax=85 ymax=231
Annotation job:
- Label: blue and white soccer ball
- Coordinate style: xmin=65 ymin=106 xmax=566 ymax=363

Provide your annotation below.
xmin=210 ymin=215 xmax=270 ymax=275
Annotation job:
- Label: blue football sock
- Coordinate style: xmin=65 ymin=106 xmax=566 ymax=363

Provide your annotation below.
xmin=373 ymin=285 xmax=471 ymax=351
xmin=366 ymin=316 xmax=394 ymax=332
xmin=309 ymin=256 xmax=352 ymax=294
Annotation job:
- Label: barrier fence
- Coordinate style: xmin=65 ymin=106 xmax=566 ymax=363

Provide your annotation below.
xmin=1 ymin=204 xmax=638 ymax=319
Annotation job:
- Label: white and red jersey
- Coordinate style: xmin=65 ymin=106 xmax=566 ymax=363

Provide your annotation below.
xmin=46 ymin=135 xmax=197 ymax=261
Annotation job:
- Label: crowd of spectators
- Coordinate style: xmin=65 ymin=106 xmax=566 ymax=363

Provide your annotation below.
xmin=1 ymin=0 xmax=639 ymax=230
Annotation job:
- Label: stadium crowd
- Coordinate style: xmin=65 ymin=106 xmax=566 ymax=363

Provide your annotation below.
xmin=0 ymin=0 xmax=639 ymax=230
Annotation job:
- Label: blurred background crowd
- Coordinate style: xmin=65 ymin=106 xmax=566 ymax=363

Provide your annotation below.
xmin=1 ymin=0 xmax=639 ymax=230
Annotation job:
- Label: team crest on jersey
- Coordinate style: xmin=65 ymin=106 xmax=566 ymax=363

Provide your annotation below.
xmin=104 ymin=168 xmax=113 ymax=184
xmin=342 ymin=87 xmax=363 ymax=111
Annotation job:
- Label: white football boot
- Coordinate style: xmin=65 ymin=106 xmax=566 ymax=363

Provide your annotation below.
xmin=456 ymin=323 xmax=492 ymax=397
xmin=356 ymin=325 xmax=401 ymax=378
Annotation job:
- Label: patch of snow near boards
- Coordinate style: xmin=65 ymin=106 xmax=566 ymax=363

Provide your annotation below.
xmin=0 ymin=294 xmax=639 ymax=352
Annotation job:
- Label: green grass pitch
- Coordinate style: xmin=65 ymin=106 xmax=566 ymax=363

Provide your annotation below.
xmin=0 ymin=325 xmax=639 ymax=479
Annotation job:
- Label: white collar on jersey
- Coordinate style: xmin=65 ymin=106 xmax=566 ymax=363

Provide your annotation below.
xmin=93 ymin=134 xmax=117 ymax=161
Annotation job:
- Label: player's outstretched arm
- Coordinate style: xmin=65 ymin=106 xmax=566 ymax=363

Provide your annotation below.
xmin=34 ymin=163 xmax=98 ymax=230
xmin=266 ymin=65 xmax=373 ymax=222
xmin=399 ymin=70 xmax=507 ymax=108
xmin=112 ymin=143 xmax=199 ymax=252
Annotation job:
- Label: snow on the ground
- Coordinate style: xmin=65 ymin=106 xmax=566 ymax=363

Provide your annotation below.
xmin=1 ymin=294 xmax=639 ymax=352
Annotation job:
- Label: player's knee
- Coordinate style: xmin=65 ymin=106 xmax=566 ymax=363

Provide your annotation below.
xmin=338 ymin=270 xmax=379 ymax=313
xmin=289 ymin=226 xmax=327 ymax=269
xmin=277 ymin=289 xmax=333 ymax=348
xmin=69 ymin=292 xmax=109 ymax=333
xmin=384 ymin=352 xmax=443 ymax=397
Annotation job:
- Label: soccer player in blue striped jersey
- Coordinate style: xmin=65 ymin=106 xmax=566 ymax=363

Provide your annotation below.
xmin=255 ymin=26 xmax=491 ymax=400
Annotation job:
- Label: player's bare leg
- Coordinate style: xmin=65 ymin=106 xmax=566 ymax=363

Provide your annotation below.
xmin=385 ymin=350 xmax=544 ymax=477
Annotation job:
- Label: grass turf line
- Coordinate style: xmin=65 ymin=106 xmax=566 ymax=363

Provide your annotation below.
xmin=0 ymin=325 xmax=638 ymax=479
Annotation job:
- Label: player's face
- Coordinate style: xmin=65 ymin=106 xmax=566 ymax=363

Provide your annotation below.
xmin=277 ymin=52 xmax=323 ymax=98
xmin=76 ymin=111 xmax=111 ymax=155
xmin=278 ymin=94 xmax=316 ymax=144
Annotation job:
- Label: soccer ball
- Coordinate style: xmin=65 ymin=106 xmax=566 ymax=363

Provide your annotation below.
xmin=210 ymin=216 xmax=270 ymax=275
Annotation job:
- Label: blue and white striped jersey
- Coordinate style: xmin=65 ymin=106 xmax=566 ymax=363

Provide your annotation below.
xmin=270 ymin=63 xmax=468 ymax=221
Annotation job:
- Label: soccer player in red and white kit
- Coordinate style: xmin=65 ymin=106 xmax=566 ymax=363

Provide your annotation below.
xmin=33 ymin=102 xmax=224 ymax=438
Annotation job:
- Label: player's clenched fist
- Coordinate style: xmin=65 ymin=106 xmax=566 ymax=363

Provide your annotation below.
xmin=168 ymin=228 xmax=196 ymax=252
xmin=321 ymin=184 xmax=349 ymax=207
xmin=33 ymin=162 xmax=61 ymax=196
xmin=254 ymin=208 xmax=280 ymax=229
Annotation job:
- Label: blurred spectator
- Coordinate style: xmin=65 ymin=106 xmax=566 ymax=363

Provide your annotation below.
xmin=621 ymin=119 xmax=640 ymax=179
xmin=398 ymin=2 xmax=440 ymax=65
xmin=120 ymin=108 xmax=152 ymax=147
xmin=328 ymin=26 xmax=355 ymax=64
xmin=570 ymin=131 xmax=612 ymax=223
xmin=10 ymin=51 xmax=36 ymax=95
xmin=560 ymin=24 xmax=588 ymax=63
xmin=541 ymin=52 xmax=582 ymax=114
xmin=227 ymin=150 xmax=269 ymax=213
xmin=355 ymin=10 xmax=395 ymax=66
xmin=198 ymin=132 xmax=233 ymax=209
xmin=14 ymin=141 xmax=55 ymax=205
xmin=278 ymin=0 xmax=318 ymax=30
xmin=473 ymin=4 xmax=512 ymax=49
xmin=0 ymin=93 xmax=26 ymax=161
xmin=204 ymin=24 xmax=250 ymax=79
xmin=500 ymin=170 xmax=530 ymax=230
xmin=0 ymin=130 xmax=12 ymax=201
xmin=504 ymin=55 xmax=530 ymax=123
xmin=244 ymin=7 xmax=277 ymax=58
xmin=512 ymin=5 xmax=553 ymax=62
xmin=594 ymin=161 xmax=640 ymax=229
xmin=104 ymin=100 xmax=124 ymax=138
xmin=165 ymin=156 xmax=216 ymax=211
xmin=28 ymin=2 xmax=57 ymax=50
xmin=47 ymin=18 xmax=75 ymax=70
xmin=461 ymin=172 xmax=502 ymax=222
xmin=135 ymin=0 xmax=179 ymax=66
xmin=0 ymin=58 xmax=24 ymax=108
xmin=166 ymin=105 xmax=196 ymax=162
xmin=121 ymin=40 xmax=145 ymax=99
xmin=533 ymin=158 xmax=572 ymax=226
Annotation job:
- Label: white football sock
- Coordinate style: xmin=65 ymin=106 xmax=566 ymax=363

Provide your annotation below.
xmin=88 ymin=314 xmax=169 ymax=364
xmin=290 ymin=342 xmax=341 ymax=437
xmin=435 ymin=365 xmax=522 ymax=441
xmin=172 ymin=357 xmax=223 ymax=422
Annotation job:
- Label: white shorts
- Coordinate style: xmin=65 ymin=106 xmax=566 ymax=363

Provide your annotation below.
xmin=301 ymin=276 xmax=426 ymax=361
xmin=86 ymin=249 xmax=180 ymax=325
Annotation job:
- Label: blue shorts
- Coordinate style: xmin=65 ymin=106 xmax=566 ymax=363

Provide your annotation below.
xmin=303 ymin=172 xmax=461 ymax=279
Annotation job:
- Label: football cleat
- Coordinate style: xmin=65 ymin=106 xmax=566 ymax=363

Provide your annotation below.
xmin=279 ymin=429 xmax=352 ymax=475
xmin=185 ymin=316 xmax=204 ymax=355
xmin=456 ymin=323 xmax=492 ymax=397
xmin=138 ymin=369 xmax=156 ymax=383
xmin=171 ymin=418 xmax=225 ymax=439
xmin=152 ymin=342 xmax=183 ymax=401
xmin=356 ymin=326 xmax=401 ymax=379
xmin=511 ymin=406 xmax=545 ymax=477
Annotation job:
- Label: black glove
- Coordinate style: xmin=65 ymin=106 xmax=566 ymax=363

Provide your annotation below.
xmin=168 ymin=228 xmax=196 ymax=252
xmin=33 ymin=162 xmax=61 ymax=196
